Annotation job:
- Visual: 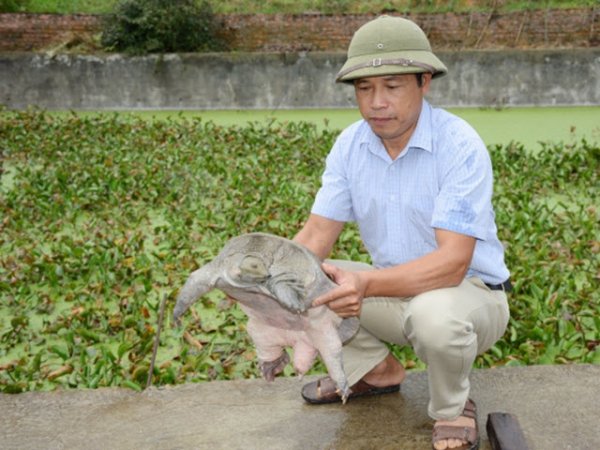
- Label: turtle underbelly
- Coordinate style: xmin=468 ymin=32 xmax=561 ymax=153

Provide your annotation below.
xmin=225 ymin=287 xmax=311 ymax=331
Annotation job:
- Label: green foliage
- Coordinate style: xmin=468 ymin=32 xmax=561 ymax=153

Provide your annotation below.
xmin=0 ymin=108 xmax=598 ymax=393
xmin=0 ymin=109 xmax=337 ymax=392
xmin=0 ymin=0 xmax=26 ymax=13
xmin=13 ymin=0 xmax=594 ymax=14
xmin=477 ymin=139 xmax=600 ymax=368
xmin=101 ymin=0 xmax=224 ymax=55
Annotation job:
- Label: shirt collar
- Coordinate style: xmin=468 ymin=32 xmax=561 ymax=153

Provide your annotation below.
xmin=407 ymin=99 xmax=433 ymax=154
xmin=360 ymin=99 xmax=434 ymax=161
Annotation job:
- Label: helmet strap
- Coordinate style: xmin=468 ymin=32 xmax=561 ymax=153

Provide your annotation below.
xmin=336 ymin=58 xmax=436 ymax=82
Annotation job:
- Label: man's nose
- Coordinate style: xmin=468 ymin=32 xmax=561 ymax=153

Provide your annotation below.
xmin=371 ymin=87 xmax=388 ymax=109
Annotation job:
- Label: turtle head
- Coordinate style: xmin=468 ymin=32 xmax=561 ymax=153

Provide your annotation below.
xmin=237 ymin=255 xmax=271 ymax=283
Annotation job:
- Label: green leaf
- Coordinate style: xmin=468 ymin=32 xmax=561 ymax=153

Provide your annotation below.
xmin=121 ymin=379 xmax=142 ymax=391
xmin=49 ymin=345 xmax=70 ymax=361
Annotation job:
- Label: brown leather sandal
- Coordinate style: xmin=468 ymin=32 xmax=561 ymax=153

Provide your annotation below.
xmin=301 ymin=376 xmax=401 ymax=404
xmin=432 ymin=399 xmax=480 ymax=450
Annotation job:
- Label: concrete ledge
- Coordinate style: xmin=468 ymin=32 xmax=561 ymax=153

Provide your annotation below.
xmin=1 ymin=49 xmax=599 ymax=110
xmin=1 ymin=365 xmax=599 ymax=449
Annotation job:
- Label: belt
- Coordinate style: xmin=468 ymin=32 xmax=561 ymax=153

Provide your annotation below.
xmin=485 ymin=279 xmax=512 ymax=292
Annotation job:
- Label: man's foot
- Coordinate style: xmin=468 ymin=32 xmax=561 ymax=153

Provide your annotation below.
xmin=361 ymin=352 xmax=406 ymax=387
xmin=301 ymin=352 xmax=405 ymax=404
xmin=432 ymin=399 xmax=479 ymax=450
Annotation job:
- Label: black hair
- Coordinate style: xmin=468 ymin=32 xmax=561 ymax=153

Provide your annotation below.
xmin=416 ymin=73 xmax=424 ymax=87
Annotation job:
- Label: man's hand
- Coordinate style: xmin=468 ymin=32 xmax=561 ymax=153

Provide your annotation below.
xmin=311 ymin=263 xmax=367 ymax=318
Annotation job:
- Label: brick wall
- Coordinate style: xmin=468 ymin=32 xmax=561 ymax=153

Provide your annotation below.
xmin=0 ymin=13 xmax=101 ymax=51
xmin=0 ymin=9 xmax=597 ymax=53
xmin=217 ymin=9 xmax=598 ymax=51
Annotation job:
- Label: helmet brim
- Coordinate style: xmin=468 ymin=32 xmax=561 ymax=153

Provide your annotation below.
xmin=336 ymin=49 xmax=448 ymax=84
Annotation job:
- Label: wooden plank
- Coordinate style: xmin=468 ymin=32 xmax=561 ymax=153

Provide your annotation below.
xmin=486 ymin=412 xmax=530 ymax=450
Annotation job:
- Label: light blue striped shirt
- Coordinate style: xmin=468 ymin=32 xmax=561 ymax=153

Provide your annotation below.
xmin=312 ymin=100 xmax=509 ymax=285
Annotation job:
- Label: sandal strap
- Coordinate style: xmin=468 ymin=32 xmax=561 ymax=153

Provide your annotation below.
xmin=432 ymin=399 xmax=479 ymax=447
xmin=461 ymin=399 xmax=477 ymax=420
xmin=349 ymin=379 xmax=379 ymax=394
xmin=433 ymin=424 xmax=478 ymax=445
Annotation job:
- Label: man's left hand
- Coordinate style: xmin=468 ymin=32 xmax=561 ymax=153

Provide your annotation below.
xmin=312 ymin=263 xmax=367 ymax=318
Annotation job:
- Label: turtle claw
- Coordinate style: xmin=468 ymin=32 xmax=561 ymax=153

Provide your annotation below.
xmin=336 ymin=387 xmax=348 ymax=405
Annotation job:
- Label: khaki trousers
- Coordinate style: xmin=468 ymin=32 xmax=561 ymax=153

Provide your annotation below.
xmin=327 ymin=259 xmax=510 ymax=421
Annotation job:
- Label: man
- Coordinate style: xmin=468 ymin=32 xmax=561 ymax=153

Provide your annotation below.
xmin=293 ymin=16 xmax=510 ymax=450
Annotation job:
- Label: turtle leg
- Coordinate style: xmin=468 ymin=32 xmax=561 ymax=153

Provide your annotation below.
xmin=305 ymin=311 xmax=350 ymax=402
xmin=290 ymin=335 xmax=319 ymax=380
xmin=259 ymin=352 xmax=290 ymax=382
xmin=246 ymin=318 xmax=290 ymax=382
xmin=266 ymin=273 xmax=307 ymax=313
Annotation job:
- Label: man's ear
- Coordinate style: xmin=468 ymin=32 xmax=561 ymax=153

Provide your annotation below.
xmin=421 ymin=72 xmax=433 ymax=95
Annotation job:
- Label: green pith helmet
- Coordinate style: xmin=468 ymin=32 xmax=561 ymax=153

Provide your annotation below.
xmin=336 ymin=15 xmax=448 ymax=84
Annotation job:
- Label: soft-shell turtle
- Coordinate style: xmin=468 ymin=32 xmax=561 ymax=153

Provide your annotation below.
xmin=173 ymin=232 xmax=359 ymax=401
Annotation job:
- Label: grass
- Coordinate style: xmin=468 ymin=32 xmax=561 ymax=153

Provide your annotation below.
xmin=0 ymin=107 xmax=598 ymax=393
xmin=10 ymin=0 xmax=595 ymax=15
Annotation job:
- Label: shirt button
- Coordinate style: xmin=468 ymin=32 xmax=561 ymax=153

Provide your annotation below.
xmin=389 ymin=166 xmax=396 ymax=171
xmin=390 ymin=195 xmax=396 ymax=201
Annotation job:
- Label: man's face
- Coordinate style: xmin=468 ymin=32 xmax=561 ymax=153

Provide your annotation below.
xmin=354 ymin=73 xmax=431 ymax=152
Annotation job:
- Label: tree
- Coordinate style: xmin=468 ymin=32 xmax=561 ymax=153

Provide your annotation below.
xmin=101 ymin=0 xmax=225 ymax=55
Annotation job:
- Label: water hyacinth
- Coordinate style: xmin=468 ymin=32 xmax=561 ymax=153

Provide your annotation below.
xmin=0 ymin=108 xmax=598 ymax=393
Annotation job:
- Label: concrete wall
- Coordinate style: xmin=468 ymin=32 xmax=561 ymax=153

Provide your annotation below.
xmin=1 ymin=49 xmax=599 ymax=110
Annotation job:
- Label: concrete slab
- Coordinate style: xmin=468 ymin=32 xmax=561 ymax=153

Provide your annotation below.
xmin=1 ymin=365 xmax=599 ymax=450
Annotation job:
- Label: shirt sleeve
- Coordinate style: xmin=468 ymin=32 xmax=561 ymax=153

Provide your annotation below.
xmin=431 ymin=134 xmax=494 ymax=241
xmin=311 ymin=131 xmax=356 ymax=223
